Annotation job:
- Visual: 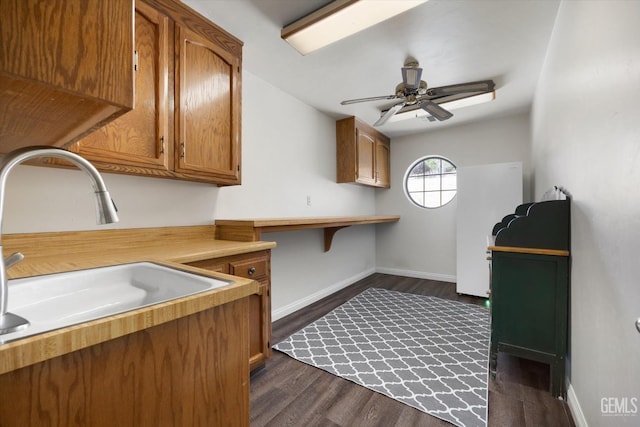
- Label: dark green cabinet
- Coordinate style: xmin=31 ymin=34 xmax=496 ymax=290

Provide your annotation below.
xmin=489 ymin=250 xmax=569 ymax=398
xmin=489 ymin=193 xmax=570 ymax=399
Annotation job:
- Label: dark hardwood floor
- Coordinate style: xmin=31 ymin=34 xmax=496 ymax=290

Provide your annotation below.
xmin=250 ymin=273 xmax=575 ymax=427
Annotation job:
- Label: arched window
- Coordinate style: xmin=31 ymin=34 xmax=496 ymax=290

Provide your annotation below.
xmin=404 ymin=156 xmax=457 ymax=208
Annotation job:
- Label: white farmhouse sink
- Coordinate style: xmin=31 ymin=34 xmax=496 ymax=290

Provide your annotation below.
xmin=0 ymin=262 xmax=232 ymax=344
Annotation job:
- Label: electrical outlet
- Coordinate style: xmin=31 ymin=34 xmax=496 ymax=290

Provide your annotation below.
xmin=306 ymin=195 xmax=311 ymax=206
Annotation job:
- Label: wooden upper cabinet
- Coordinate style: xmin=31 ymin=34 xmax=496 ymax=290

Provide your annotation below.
xmin=336 ymin=116 xmax=391 ymax=188
xmin=70 ymin=1 xmax=170 ymax=172
xmin=174 ymin=24 xmax=241 ymax=183
xmin=0 ymin=0 xmax=134 ymax=153
xmin=61 ymin=0 xmax=242 ymax=185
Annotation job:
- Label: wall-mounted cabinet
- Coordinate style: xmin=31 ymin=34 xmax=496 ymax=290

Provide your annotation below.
xmin=0 ymin=0 xmax=134 ymax=153
xmin=61 ymin=0 xmax=242 ymax=186
xmin=336 ymin=116 xmax=391 ymax=188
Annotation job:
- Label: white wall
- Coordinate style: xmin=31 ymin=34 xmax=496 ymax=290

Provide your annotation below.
xmin=2 ymin=71 xmax=376 ymax=319
xmin=216 ymin=73 xmax=378 ymax=319
xmin=375 ymin=113 xmax=531 ymax=281
xmin=531 ymin=1 xmax=640 ymax=425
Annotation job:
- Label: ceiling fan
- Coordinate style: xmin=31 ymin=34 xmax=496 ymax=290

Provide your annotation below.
xmin=340 ymin=59 xmax=495 ymax=126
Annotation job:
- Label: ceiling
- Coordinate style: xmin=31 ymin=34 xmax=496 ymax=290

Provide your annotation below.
xmin=184 ymin=0 xmax=560 ymax=138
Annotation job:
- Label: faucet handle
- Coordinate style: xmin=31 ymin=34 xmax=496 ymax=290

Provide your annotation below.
xmin=4 ymin=252 xmax=24 ymax=269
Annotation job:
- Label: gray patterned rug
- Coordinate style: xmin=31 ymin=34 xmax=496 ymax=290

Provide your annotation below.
xmin=273 ymin=288 xmax=490 ymax=427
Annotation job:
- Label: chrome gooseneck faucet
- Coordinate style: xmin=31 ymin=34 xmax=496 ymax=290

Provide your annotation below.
xmin=0 ymin=147 xmax=119 ymax=335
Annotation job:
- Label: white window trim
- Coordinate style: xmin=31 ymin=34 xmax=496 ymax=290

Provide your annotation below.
xmin=403 ymin=155 xmax=457 ymax=209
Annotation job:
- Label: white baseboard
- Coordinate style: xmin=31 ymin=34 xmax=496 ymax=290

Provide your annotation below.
xmin=375 ymin=267 xmax=456 ymax=283
xmin=271 ymin=268 xmax=376 ymax=321
xmin=567 ymin=383 xmax=589 ymax=427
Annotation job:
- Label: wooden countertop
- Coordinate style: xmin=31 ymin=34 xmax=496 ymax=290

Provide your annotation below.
xmin=488 ymin=245 xmax=570 ymax=257
xmin=4 ymin=225 xmax=275 ymax=279
xmin=215 ymin=215 xmax=400 ymax=251
xmin=0 ymin=225 xmax=276 ymax=375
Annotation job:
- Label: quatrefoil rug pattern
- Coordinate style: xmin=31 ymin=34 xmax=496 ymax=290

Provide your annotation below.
xmin=274 ymin=288 xmax=490 ymax=427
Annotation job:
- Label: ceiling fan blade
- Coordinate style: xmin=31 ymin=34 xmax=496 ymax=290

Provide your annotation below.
xmin=419 ymin=100 xmax=453 ymax=121
xmin=340 ymin=95 xmax=397 ymax=105
xmin=427 ymin=80 xmax=495 ymax=97
xmin=374 ymin=103 xmax=404 ymax=126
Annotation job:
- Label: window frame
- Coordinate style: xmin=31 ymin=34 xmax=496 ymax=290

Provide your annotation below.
xmin=403 ymin=155 xmax=457 ymax=209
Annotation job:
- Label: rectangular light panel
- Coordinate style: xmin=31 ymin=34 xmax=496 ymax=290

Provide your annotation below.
xmin=282 ymin=0 xmax=428 ymax=55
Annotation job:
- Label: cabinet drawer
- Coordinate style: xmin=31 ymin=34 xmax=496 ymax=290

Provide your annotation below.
xmin=229 ymin=258 xmax=267 ymax=279
xmin=188 ymin=258 xmax=228 ymax=273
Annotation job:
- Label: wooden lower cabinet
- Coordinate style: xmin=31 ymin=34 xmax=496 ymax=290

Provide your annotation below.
xmin=0 ymin=299 xmax=250 ymax=427
xmin=188 ymin=250 xmax=272 ymax=371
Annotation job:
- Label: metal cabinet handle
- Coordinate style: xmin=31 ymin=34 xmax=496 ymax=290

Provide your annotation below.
xmin=248 ymin=266 xmax=256 ymax=276
xmin=636 ymin=318 xmax=640 ymax=334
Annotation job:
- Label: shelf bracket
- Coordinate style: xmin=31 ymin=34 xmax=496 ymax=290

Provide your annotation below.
xmin=324 ymin=226 xmax=350 ymax=252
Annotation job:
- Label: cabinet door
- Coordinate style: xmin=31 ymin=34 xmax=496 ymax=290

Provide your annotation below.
xmin=174 ymin=24 xmax=241 ymax=184
xmin=355 ymin=128 xmax=376 ymax=185
xmin=492 ymin=252 xmax=565 ymax=354
xmin=69 ymin=1 xmax=170 ymax=172
xmin=229 ymin=255 xmax=272 ymax=371
xmin=375 ymin=137 xmax=390 ymax=187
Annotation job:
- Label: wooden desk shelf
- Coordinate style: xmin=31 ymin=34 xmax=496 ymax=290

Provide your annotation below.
xmin=215 ymin=215 xmax=400 ymax=251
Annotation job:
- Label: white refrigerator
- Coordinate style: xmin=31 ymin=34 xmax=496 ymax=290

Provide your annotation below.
xmin=456 ymin=162 xmax=523 ymax=297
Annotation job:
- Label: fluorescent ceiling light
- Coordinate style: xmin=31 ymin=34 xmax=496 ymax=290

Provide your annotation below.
xmin=384 ymin=91 xmax=496 ymax=124
xmin=282 ymin=0 xmax=429 ymax=55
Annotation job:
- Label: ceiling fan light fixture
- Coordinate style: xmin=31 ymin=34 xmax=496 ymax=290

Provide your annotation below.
xmin=281 ymin=0 xmax=429 ymax=55
xmin=401 ymin=66 xmax=423 ymax=89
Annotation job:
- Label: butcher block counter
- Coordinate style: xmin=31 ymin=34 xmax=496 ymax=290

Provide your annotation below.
xmin=0 ymin=225 xmax=275 ymax=374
